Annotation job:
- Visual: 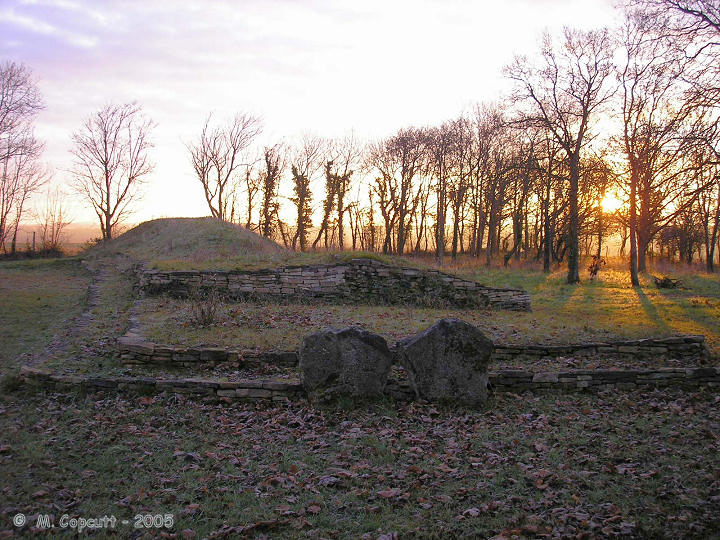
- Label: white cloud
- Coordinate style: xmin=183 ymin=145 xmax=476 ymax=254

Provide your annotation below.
xmin=0 ymin=6 xmax=98 ymax=48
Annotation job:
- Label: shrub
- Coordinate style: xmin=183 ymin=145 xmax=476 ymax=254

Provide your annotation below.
xmin=188 ymin=287 xmax=225 ymax=326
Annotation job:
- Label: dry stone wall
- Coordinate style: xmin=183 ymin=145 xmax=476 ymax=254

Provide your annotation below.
xmin=489 ymin=366 xmax=720 ymax=391
xmin=19 ymin=364 xmax=719 ymax=403
xmin=118 ymin=335 xmax=709 ymax=368
xmin=493 ymin=335 xmax=709 ymax=363
xmin=140 ymin=258 xmax=531 ymax=310
xmin=19 ymin=366 xmax=303 ymax=402
xmin=118 ymin=336 xmax=298 ymax=368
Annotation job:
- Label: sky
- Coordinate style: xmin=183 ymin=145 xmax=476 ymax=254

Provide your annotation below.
xmin=1 ymin=0 xmax=620 ymax=228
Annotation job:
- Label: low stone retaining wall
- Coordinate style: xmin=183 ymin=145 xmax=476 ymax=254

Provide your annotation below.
xmin=118 ymin=335 xmax=709 ymax=369
xmin=489 ymin=367 xmax=720 ymax=391
xmin=19 ymin=366 xmax=303 ymax=402
xmin=494 ymin=335 xmax=709 ymax=363
xmin=140 ymin=258 xmax=531 ymax=310
xmin=118 ymin=336 xmax=298 ymax=368
xmin=19 ymin=365 xmax=719 ymax=402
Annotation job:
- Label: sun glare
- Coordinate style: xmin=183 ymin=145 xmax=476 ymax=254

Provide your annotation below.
xmin=601 ymin=193 xmax=624 ymax=213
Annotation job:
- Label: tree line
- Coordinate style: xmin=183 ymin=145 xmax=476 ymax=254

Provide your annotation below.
xmin=2 ymin=0 xmax=718 ymax=284
xmin=186 ymin=0 xmax=720 ymax=283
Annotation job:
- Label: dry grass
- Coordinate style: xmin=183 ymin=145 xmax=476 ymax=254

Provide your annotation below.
xmin=1 ymin=251 xmax=718 ymax=538
xmin=1 ymin=389 xmax=718 ymax=538
xmin=137 ymin=256 xmax=720 ymax=360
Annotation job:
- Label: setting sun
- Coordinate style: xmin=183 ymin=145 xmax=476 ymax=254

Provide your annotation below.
xmin=601 ymin=192 xmax=625 ymax=213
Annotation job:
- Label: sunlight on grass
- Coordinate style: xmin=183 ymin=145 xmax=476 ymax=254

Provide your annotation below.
xmin=137 ymin=257 xmax=720 ymax=358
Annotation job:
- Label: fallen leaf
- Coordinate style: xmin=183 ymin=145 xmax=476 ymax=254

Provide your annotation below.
xmin=377 ymin=488 xmax=401 ymax=499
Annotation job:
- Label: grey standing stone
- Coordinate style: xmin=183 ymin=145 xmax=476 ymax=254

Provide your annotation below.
xmin=299 ymin=327 xmax=393 ymax=400
xmin=397 ymin=318 xmax=494 ymax=404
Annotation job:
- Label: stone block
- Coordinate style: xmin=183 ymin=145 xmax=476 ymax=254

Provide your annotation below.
xmin=397 ymin=318 xmax=493 ymax=405
xmin=236 ymin=388 xmax=272 ymax=398
xmin=532 ymin=372 xmax=559 ymax=383
xmin=200 ymin=348 xmax=228 ymax=363
xmin=299 ymin=327 xmax=393 ymax=400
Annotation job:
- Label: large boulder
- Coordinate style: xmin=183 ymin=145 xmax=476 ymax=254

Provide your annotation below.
xmin=299 ymin=327 xmax=393 ymax=400
xmin=396 ymin=318 xmax=494 ymax=404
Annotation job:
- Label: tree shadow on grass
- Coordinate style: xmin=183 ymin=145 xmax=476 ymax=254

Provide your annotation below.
xmin=634 ymin=286 xmax=672 ymax=334
xmin=660 ymin=295 xmax=719 ymax=341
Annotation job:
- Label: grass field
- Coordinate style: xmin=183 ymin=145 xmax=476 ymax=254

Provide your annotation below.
xmin=137 ymin=260 xmax=720 ymax=365
xmin=1 ymin=220 xmax=719 ymax=537
xmin=0 ymin=258 xmax=89 ymax=376
xmin=1 ymin=388 xmax=718 ymax=538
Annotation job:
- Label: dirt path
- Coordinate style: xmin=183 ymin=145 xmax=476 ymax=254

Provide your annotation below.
xmin=24 ymin=254 xmax=133 ymax=368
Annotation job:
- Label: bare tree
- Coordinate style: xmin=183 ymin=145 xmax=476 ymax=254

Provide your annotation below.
xmin=616 ymin=12 xmax=709 ymax=284
xmin=629 ymin=1 xmax=719 ymax=36
xmin=312 ymin=160 xmax=335 ymax=250
xmin=365 ymin=127 xmax=425 ymax=254
xmin=187 ymin=113 xmax=261 ymax=222
xmin=242 ymin=166 xmax=261 ymax=229
xmin=329 ymin=135 xmax=362 ymax=250
xmin=35 ymin=186 xmax=72 ymax=251
xmin=71 ymin=103 xmax=154 ymax=240
xmin=506 ymin=28 xmax=614 ymax=283
xmin=0 ymin=62 xmax=43 ymax=142
xmin=0 ymin=61 xmax=46 ymax=252
xmin=1 ymin=142 xmax=47 ymax=253
xmin=692 ymin=146 xmax=720 ymax=270
xmin=425 ymin=122 xmax=457 ymax=265
xmin=503 ymin=135 xmax=536 ymax=266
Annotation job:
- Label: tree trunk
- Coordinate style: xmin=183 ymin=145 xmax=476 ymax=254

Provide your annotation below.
xmin=596 ymin=203 xmax=603 ymax=258
xmin=567 ymin=157 xmax=580 ymax=284
xmin=637 ymin=235 xmax=649 ymax=273
xmin=543 ymin=183 xmax=551 ymax=273
xmin=629 ymin=172 xmax=639 ymax=286
xmin=105 ymin=211 xmax=112 ymax=240
xmin=436 ymin=201 xmax=445 ymax=267
xmin=451 ymin=206 xmax=460 ymax=260
xmin=707 ymin=193 xmax=719 ymax=272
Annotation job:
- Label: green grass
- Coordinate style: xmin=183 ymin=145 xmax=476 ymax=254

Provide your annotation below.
xmin=0 ymin=249 xmax=718 ymax=537
xmin=0 ymin=389 xmax=717 ymax=538
xmin=457 ymin=263 xmax=720 ymax=356
xmin=40 ymin=257 xmax=138 ymax=375
xmin=0 ymin=258 xmax=89 ymax=376
xmin=136 ymin=262 xmax=720 ymax=364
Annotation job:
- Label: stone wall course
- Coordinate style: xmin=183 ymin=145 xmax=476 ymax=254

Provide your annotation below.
xmin=140 ymin=259 xmax=532 ymax=311
xmin=20 ymin=363 xmax=719 ymax=403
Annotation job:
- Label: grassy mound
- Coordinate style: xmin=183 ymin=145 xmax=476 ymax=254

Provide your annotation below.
xmin=86 ymin=217 xmax=427 ymax=271
xmin=88 ymin=217 xmax=285 ymax=268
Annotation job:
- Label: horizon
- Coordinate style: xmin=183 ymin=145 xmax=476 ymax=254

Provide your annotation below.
xmin=1 ymin=0 xmax=618 ymax=226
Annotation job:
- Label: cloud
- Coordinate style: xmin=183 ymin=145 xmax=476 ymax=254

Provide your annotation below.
xmin=0 ymin=5 xmax=98 ymax=48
